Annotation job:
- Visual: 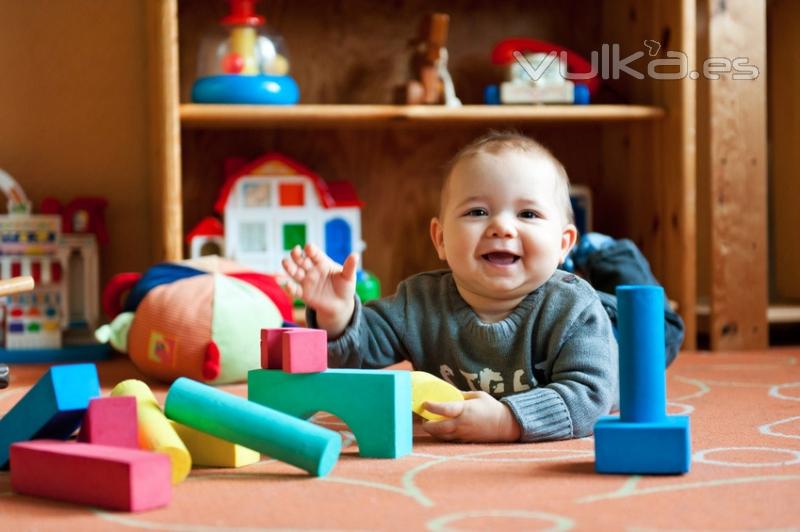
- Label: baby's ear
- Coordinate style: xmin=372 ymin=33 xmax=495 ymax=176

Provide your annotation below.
xmin=430 ymin=217 xmax=447 ymax=261
xmin=560 ymin=224 xmax=578 ymax=262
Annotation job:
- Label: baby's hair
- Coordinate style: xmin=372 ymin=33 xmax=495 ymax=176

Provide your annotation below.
xmin=440 ymin=130 xmax=575 ymax=225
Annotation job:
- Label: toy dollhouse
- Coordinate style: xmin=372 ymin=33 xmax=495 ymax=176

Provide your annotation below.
xmin=188 ymin=153 xmax=365 ymax=275
xmin=0 ymin=169 xmax=107 ymax=361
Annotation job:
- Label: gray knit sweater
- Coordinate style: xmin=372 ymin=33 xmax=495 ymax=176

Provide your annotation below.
xmin=308 ymin=269 xmax=618 ymax=442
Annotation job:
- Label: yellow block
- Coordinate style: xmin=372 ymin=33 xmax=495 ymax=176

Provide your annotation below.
xmin=410 ymin=371 xmax=464 ymax=421
xmin=170 ymin=420 xmax=261 ymax=468
xmin=111 ymin=379 xmax=191 ymax=484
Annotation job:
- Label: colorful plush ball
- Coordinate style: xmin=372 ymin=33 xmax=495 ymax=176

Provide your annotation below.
xmin=97 ymin=256 xmax=292 ymax=384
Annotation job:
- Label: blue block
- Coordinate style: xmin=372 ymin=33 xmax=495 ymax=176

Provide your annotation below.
xmin=248 ymin=369 xmax=412 ymax=458
xmin=594 ymin=414 xmax=691 ymax=474
xmin=0 ymin=364 xmax=100 ymax=468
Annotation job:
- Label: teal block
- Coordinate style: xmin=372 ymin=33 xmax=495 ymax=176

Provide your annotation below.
xmin=165 ymin=377 xmax=341 ymax=477
xmin=0 ymin=364 xmax=100 ymax=468
xmin=594 ymin=414 xmax=691 ymax=474
xmin=248 ymin=369 xmax=412 ymax=458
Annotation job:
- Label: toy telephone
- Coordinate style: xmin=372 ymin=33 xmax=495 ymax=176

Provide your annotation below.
xmin=491 ymin=38 xmax=600 ymax=97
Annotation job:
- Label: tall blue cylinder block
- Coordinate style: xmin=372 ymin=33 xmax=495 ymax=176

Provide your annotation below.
xmin=616 ymin=285 xmax=667 ymax=423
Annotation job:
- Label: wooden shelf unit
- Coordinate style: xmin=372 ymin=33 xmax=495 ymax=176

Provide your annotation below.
xmin=180 ymin=104 xmax=666 ymax=128
xmin=148 ymin=0 xmax=698 ymax=348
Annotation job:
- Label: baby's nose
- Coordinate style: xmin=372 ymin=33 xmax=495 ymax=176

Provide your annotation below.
xmin=487 ymin=215 xmax=517 ymax=238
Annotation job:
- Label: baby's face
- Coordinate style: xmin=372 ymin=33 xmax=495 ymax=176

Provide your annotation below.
xmin=431 ymin=150 xmax=576 ymax=303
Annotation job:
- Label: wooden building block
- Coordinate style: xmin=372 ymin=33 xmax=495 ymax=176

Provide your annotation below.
xmin=165 ymin=377 xmax=340 ymax=477
xmin=260 ymin=327 xmax=293 ymax=369
xmin=282 ymin=329 xmax=327 ymax=373
xmin=10 ymin=440 xmax=171 ymax=512
xmin=0 ymin=363 xmax=100 ymax=468
xmin=77 ymin=396 xmax=138 ymax=448
xmin=110 ymin=379 xmax=191 ymax=484
xmin=170 ymin=420 xmax=260 ymax=468
xmin=248 ymin=369 xmax=411 ymax=458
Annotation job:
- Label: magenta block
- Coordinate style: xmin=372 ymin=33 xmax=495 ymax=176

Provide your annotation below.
xmin=283 ymin=329 xmax=327 ymax=373
xmin=78 ymin=396 xmax=139 ymax=448
xmin=260 ymin=327 xmax=294 ymax=369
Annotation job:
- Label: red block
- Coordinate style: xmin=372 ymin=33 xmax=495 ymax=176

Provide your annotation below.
xmin=283 ymin=329 xmax=327 ymax=373
xmin=78 ymin=396 xmax=139 ymax=448
xmin=10 ymin=440 xmax=171 ymax=512
xmin=260 ymin=327 xmax=294 ymax=369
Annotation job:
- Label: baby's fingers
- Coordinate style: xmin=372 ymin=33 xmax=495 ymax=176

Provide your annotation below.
xmin=422 ymin=419 xmax=458 ymax=441
xmin=423 ymin=400 xmax=465 ymax=419
xmin=281 ymin=257 xmax=306 ymax=282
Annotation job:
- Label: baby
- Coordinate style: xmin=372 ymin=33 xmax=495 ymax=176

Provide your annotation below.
xmin=283 ymin=131 xmax=618 ymax=443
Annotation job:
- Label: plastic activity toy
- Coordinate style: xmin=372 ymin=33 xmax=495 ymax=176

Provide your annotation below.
xmin=10 ymin=440 xmax=172 ymax=512
xmin=484 ymin=38 xmax=595 ymax=105
xmin=111 ymin=379 xmax=192 ymax=484
xmin=410 ymin=371 xmax=464 ymax=421
xmin=186 ymin=152 xmax=381 ymax=302
xmin=594 ymin=285 xmax=691 ymax=474
xmin=97 ymin=256 xmax=291 ymax=384
xmin=191 ymin=0 xmax=299 ymax=104
xmin=249 ymin=368 xmax=412 ymax=458
xmin=77 ymin=396 xmax=139 ymax=448
xmin=165 ymin=377 xmax=341 ymax=477
xmin=0 ymin=169 xmax=108 ymax=363
xmin=0 ymin=363 xmax=100 ymax=468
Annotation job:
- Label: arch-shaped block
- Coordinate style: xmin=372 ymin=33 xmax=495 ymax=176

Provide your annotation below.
xmin=248 ymin=369 xmax=411 ymax=458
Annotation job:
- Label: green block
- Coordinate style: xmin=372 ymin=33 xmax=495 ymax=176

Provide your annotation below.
xmin=283 ymin=224 xmax=306 ymax=251
xmin=248 ymin=369 xmax=412 ymax=458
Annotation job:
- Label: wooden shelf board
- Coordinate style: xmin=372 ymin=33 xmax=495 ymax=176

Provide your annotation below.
xmin=180 ymin=104 xmax=666 ymax=128
xmin=697 ymin=300 xmax=800 ymax=324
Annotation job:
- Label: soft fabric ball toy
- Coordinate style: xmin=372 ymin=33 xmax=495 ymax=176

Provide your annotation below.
xmin=96 ymin=256 xmax=292 ymax=384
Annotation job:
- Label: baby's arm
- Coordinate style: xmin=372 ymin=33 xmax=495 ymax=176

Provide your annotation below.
xmin=282 ymin=243 xmax=358 ymax=339
xmin=422 ymin=392 xmax=521 ymax=443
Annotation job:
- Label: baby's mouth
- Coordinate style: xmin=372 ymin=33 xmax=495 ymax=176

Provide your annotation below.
xmin=482 ymin=252 xmax=520 ymax=265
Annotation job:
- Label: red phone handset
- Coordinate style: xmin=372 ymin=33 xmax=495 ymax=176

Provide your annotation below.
xmin=491 ymin=38 xmax=600 ymax=97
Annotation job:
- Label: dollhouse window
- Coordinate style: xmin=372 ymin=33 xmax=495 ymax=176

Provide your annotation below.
xmin=283 ymin=223 xmax=306 ymax=250
xmin=238 ymin=222 xmax=268 ymax=252
xmin=279 ymin=183 xmax=304 ymax=206
xmin=241 ymin=181 xmax=272 ymax=207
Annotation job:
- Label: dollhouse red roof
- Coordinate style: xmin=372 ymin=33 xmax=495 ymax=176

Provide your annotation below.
xmin=186 ymin=216 xmax=225 ymax=243
xmin=214 ymin=152 xmax=364 ymax=213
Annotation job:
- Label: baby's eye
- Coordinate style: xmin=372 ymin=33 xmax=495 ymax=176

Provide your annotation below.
xmin=464 ymin=208 xmax=488 ymax=217
xmin=518 ymin=210 xmax=540 ymax=219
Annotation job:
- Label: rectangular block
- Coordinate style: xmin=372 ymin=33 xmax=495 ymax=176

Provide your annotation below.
xmin=0 ymin=364 xmax=100 ymax=468
xmin=170 ymin=420 xmax=260 ymax=468
xmin=594 ymin=415 xmax=691 ymax=474
xmin=260 ymin=327 xmax=294 ymax=369
xmin=283 ymin=329 xmax=327 ymax=373
xmin=78 ymin=396 xmax=139 ymax=448
xmin=10 ymin=440 xmax=172 ymax=512
xmin=248 ymin=369 xmax=412 ymax=458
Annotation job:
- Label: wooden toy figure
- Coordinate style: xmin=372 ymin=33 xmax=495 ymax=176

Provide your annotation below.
xmin=404 ymin=13 xmax=461 ymax=107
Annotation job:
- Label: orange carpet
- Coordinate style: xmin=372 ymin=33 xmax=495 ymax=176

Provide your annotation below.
xmin=1 ymin=350 xmax=799 ymax=530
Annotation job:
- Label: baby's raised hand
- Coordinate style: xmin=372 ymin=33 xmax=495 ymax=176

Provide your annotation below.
xmin=422 ymin=391 xmax=522 ymax=443
xmin=281 ymin=243 xmax=357 ymax=338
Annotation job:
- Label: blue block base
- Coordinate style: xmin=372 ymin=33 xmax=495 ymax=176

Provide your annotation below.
xmin=0 ymin=343 xmax=111 ymax=364
xmin=594 ymin=415 xmax=691 ymax=474
xmin=192 ymin=74 xmax=300 ymax=105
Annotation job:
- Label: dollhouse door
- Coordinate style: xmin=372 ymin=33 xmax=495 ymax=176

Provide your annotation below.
xmin=324 ymin=218 xmax=351 ymax=266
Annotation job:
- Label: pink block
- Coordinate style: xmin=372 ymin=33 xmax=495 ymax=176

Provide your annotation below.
xmin=282 ymin=329 xmax=328 ymax=373
xmin=78 ymin=396 xmax=139 ymax=448
xmin=261 ymin=327 xmax=295 ymax=369
xmin=10 ymin=440 xmax=171 ymax=512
